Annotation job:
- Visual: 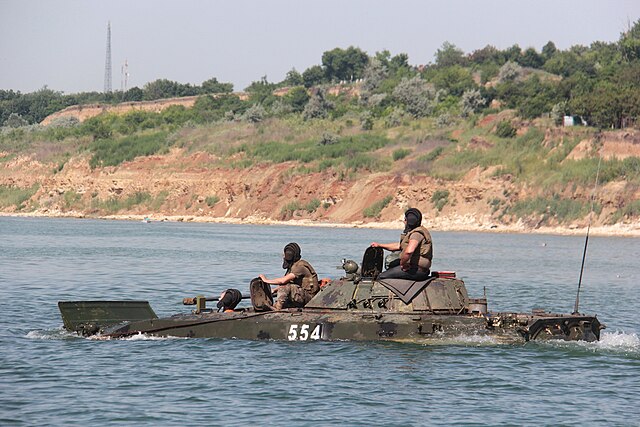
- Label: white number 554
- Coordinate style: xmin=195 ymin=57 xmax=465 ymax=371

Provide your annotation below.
xmin=287 ymin=324 xmax=322 ymax=341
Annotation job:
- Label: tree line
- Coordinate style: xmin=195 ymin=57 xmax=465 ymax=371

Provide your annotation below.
xmin=2 ymin=19 xmax=640 ymax=129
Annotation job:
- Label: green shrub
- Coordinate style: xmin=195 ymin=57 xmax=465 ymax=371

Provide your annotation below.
xmin=418 ymin=146 xmax=444 ymax=162
xmin=363 ymin=195 xmax=393 ymax=218
xmin=281 ymin=201 xmax=302 ymax=217
xmin=609 ymin=199 xmax=640 ymax=223
xmin=392 ymin=148 xmax=412 ymax=161
xmin=431 ymin=189 xmax=450 ymax=211
xmin=305 ymin=198 xmax=321 ymax=213
xmin=495 ymin=120 xmax=516 ymax=138
xmin=205 ymin=195 xmax=220 ymax=207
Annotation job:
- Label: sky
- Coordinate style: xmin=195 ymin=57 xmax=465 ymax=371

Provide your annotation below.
xmin=1 ymin=0 xmax=640 ymax=95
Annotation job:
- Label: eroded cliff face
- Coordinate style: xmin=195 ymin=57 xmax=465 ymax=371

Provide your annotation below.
xmin=1 ymin=130 xmax=639 ymax=234
xmin=0 ymin=146 xmax=504 ymax=226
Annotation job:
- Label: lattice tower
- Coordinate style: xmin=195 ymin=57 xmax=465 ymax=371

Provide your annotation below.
xmin=104 ymin=21 xmax=112 ymax=93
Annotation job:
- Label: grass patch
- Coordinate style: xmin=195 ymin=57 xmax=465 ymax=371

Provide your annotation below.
xmin=149 ymin=191 xmax=169 ymax=211
xmin=89 ymin=131 xmax=170 ymax=168
xmin=363 ymin=195 xmax=393 ymax=218
xmin=91 ymin=191 xmax=153 ymax=213
xmin=507 ymin=195 xmax=599 ymax=224
xmin=430 ymin=149 xmax=484 ymax=180
xmin=430 ymin=127 xmax=549 ymax=181
xmin=244 ymin=133 xmax=391 ymax=171
xmin=63 ymin=191 xmax=82 ymax=208
xmin=609 ymin=199 xmax=640 ymax=224
xmin=0 ymin=184 xmax=39 ymax=209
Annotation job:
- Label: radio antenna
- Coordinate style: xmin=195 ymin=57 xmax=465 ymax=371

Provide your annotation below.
xmin=573 ymin=141 xmax=602 ymax=314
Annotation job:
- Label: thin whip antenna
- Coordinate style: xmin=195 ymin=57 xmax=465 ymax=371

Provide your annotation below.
xmin=573 ymin=148 xmax=602 ymax=314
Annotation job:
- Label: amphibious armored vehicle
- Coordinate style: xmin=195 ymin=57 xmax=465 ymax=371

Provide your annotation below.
xmin=58 ymin=247 xmax=603 ymax=343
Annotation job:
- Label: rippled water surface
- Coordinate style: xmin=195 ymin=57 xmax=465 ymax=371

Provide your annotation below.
xmin=1 ymin=217 xmax=639 ymax=426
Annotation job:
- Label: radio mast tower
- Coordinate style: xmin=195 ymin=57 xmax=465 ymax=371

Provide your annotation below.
xmin=104 ymin=21 xmax=112 ymax=93
xmin=121 ymin=59 xmax=129 ymax=92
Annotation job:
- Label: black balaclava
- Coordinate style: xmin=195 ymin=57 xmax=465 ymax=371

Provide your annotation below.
xmin=217 ymin=288 xmax=242 ymax=311
xmin=404 ymin=208 xmax=423 ymax=233
xmin=282 ymin=242 xmax=301 ymax=270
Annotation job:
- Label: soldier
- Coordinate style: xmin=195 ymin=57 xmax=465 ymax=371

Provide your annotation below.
xmin=259 ymin=242 xmax=319 ymax=310
xmin=371 ymin=208 xmax=432 ymax=281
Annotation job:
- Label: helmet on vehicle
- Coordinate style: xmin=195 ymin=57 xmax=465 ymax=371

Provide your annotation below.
xmin=342 ymin=259 xmax=359 ymax=274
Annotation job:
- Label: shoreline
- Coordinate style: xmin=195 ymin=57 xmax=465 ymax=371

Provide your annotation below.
xmin=2 ymin=211 xmax=640 ymax=238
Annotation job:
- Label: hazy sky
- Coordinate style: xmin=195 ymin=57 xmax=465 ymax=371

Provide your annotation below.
xmin=1 ymin=0 xmax=639 ymax=94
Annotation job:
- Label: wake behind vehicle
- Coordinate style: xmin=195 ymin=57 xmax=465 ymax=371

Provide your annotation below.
xmin=58 ymin=247 xmax=604 ymax=343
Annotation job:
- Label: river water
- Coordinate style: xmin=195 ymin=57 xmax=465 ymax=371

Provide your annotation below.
xmin=1 ymin=217 xmax=639 ymax=426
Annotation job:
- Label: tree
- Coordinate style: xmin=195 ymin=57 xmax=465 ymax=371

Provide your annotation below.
xmin=201 ymin=77 xmax=233 ymax=94
xmin=520 ymin=47 xmax=544 ymax=68
xmin=0 ymin=89 xmax=20 ymax=101
xmin=303 ymin=89 xmax=334 ymax=120
xmin=460 ymin=89 xmax=486 ymax=117
xmin=283 ymin=86 xmax=310 ymax=112
xmin=571 ymin=81 xmax=640 ymax=128
xmin=541 ymin=41 xmax=557 ymax=61
xmin=282 ymin=68 xmax=303 ymax=87
xmin=619 ymin=19 xmax=640 ymax=62
xmin=245 ymin=76 xmax=277 ymax=106
xmin=360 ymin=57 xmax=389 ymax=105
xmin=242 ymin=104 xmax=266 ymax=123
xmin=392 ymin=76 xmax=438 ymax=117
xmin=544 ymin=50 xmax=595 ymax=77
xmin=122 ymin=87 xmax=143 ymax=102
xmin=302 ymin=65 xmax=326 ymax=88
xmin=502 ymin=44 xmax=522 ymax=62
xmin=321 ymin=46 xmax=369 ymax=82
xmin=143 ymin=79 xmax=180 ymax=100
xmin=192 ymin=94 xmax=246 ymax=123
xmin=428 ymin=65 xmax=476 ymax=97
xmin=434 ymin=41 xmax=466 ymax=67
xmin=468 ymin=45 xmax=502 ymax=64
xmin=498 ymin=61 xmax=523 ymax=82
xmin=390 ymin=53 xmax=410 ymax=71
xmin=3 ymin=112 xmax=28 ymax=128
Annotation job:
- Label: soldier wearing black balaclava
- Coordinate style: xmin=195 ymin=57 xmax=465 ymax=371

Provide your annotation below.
xmin=371 ymin=208 xmax=433 ymax=281
xmin=259 ymin=242 xmax=319 ymax=310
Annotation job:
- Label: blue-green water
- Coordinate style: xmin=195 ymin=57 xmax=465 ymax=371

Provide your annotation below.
xmin=1 ymin=217 xmax=639 ymax=426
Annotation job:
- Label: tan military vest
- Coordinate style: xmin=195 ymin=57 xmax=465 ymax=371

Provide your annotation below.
xmin=288 ymin=259 xmax=319 ymax=295
xmin=399 ymin=226 xmax=433 ymax=269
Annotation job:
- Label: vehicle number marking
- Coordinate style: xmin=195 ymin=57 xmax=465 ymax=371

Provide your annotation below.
xmin=287 ymin=324 xmax=322 ymax=341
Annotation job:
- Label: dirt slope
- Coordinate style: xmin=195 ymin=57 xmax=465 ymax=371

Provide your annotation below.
xmin=1 ymin=130 xmax=639 ymax=236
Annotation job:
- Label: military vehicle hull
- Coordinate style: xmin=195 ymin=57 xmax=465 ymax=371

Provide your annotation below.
xmin=100 ymin=308 xmax=601 ymax=343
xmin=58 ymin=247 xmax=604 ymax=343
